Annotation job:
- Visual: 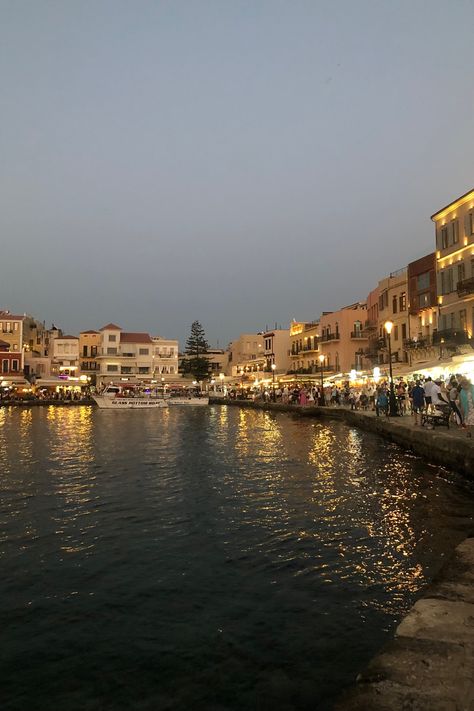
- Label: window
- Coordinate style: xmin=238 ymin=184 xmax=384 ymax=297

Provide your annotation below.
xmin=447 ymin=268 xmax=454 ymax=293
xmin=441 ymin=271 xmax=446 ymax=295
xmin=121 ymin=367 xmax=132 ymax=374
xmin=460 ymin=309 xmax=467 ymax=331
xmin=107 ymin=364 xmax=118 ymax=372
xmin=107 ymin=347 xmax=117 ymax=355
xmin=401 ymin=323 xmax=407 ymax=340
xmin=457 ymin=262 xmax=466 ymax=284
xmin=399 ymin=292 xmax=407 ymax=311
xmin=109 ymin=334 xmax=117 ymax=342
xmin=91 ymin=346 xmax=97 ymax=356
xmin=394 ymin=325 xmax=399 ymax=341
xmin=139 ymin=348 xmax=149 ymax=356
xmin=470 ymin=212 xmax=474 ymax=235
xmin=13 ymin=323 xmax=19 ymax=331
xmin=417 ymin=272 xmax=430 ymax=291
xmin=452 ymin=219 xmax=459 ymax=244
xmin=441 ymin=226 xmax=448 ymax=248
xmin=392 ymin=296 xmax=398 ymax=314
xmin=83 ymin=345 xmax=88 ymax=357
xmin=138 ymin=367 xmax=149 ymax=374
xmin=2 ymin=359 xmax=8 ymax=373
xmin=12 ymin=360 xmax=19 ymax=372
xmin=418 ymin=293 xmax=430 ymax=308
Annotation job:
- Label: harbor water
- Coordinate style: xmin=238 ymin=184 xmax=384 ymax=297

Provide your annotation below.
xmin=1 ymin=405 xmax=473 ymax=711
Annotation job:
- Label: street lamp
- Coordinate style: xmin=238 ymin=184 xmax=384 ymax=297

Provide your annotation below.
xmin=271 ymin=362 xmax=276 ymax=401
xmin=318 ymin=354 xmax=325 ymax=406
xmin=384 ymin=320 xmax=399 ymax=417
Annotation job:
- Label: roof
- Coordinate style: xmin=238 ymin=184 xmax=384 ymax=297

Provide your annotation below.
xmin=80 ymin=329 xmax=99 ymax=335
xmin=0 ymin=310 xmax=24 ymax=320
xmin=58 ymin=335 xmax=79 ymax=340
xmin=0 ymin=339 xmax=10 ymax=348
xmin=430 ymin=188 xmax=474 ymax=220
xmin=100 ymin=323 xmax=122 ymax=331
xmin=120 ymin=332 xmax=153 ymax=344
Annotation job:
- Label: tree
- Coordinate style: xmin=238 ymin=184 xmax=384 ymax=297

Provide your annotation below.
xmin=182 ymin=321 xmax=212 ymax=381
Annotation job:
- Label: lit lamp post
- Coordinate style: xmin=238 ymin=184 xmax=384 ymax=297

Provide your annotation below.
xmin=384 ymin=320 xmax=399 ymax=417
xmin=271 ymin=362 xmax=276 ymax=401
xmin=318 ymin=354 xmax=325 ymax=406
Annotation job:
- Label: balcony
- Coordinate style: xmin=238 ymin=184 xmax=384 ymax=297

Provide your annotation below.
xmin=457 ymin=277 xmax=474 ymax=298
xmin=362 ymin=319 xmax=377 ymax=333
xmin=350 ymin=331 xmax=367 ymax=339
xmin=403 ymin=337 xmax=432 ymax=350
xmin=321 ymin=333 xmax=340 ymax=342
xmin=432 ymin=329 xmax=472 ymax=346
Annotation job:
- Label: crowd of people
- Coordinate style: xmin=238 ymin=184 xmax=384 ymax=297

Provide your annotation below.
xmin=230 ymin=374 xmax=474 ymax=438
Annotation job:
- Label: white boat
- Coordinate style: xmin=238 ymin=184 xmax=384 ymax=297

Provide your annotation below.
xmin=167 ymin=396 xmax=209 ymax=406
xmin=92 ymin=385 xmax=167 ymax=409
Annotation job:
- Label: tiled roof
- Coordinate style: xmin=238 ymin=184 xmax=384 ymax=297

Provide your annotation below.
xmin=120 ymin=332 xmax=153 ymax=344
xmin=80 ymin=329 xmax=99 ymax=334
xmin=100 ymin=323 xmax=122 ymax=331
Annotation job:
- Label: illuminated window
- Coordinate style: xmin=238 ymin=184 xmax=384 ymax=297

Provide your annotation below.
xmin=399 ymin=292 xmax=407 ymax=311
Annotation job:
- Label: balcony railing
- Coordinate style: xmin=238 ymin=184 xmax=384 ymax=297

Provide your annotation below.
xmin=321 ymin=333 xmax=340 ymax=342
xmin=457 ymin=277 xmax=474 ymax=298
xmin=350 ymin=331 xmax=366 ymax=339
xmin=432 ymin=329 xmax=472 ymax=346
xmin=403 ymin=337 xmax=433 ymax=350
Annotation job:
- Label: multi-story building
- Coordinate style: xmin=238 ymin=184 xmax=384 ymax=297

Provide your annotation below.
xmin=206 ymin=347 xmax=228 ymax=375
xmin=376 ymin=269 xmax=409 ymax=369
xmin=51 ymin=336 xmax=80 ymax=378
xmin=151 ymin=337 xmax=179 ymax=379
xmin=405 ymin=252 xmax=438 ymax=366
xmin=227 ymin=333 xmax=265 ymax=376
xmin=0 ymin=310 xmax=24 ymax=367
xmin=362 ymin=287 xmax=380 ymax=369
xmin=319 ymin=303 xmax=368 ymax=374
xmin=95 ymin=324 xmax=178 ymax=386
xmin=431 ymin=189 xmax=474 ymax=351
xmin=263 ymin=328 xmax=290 ymax=375
xmin=0 ymin=339 xmax=22 ymax=381
xmin=79 ymin=330 xmax=101 ymax=384
xmin=288 ymin=320 xmax=320 ymax=374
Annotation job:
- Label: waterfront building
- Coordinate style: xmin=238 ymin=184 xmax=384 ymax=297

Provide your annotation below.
xmin=95 ymin=324 xmax=178 ymax=386
xmin=0 ymin=338 xmax=22 ymax=381
xmin=151 ymin=337 xmax=179 ymax=379
xmin=206 ymin=347 xmax=228 ymax=375
xmin=376 ymin=269 xmax=410 ymax=372
xmin=24 ymin=321 xmax=62 ymax=380
xmin=79 ymin=330 xmax=101 ymax=384
xmin=51 ymin=336 xmax=80 ymax=378
xmin=431 ymin=189 xmax=474 ymax=350
xmin=319 ymin=303 xmax=368 ymax=375
xmin=227 ymin=333 xmax=265 ymax=376
xmin=0 ymin=310 xmax=24 ymax=367
xmin=288 ymin=320 xmax=320 ymax=374
xmin=362 ymin=287 xmax=380 ymax=371
xmin=406 ymin=252 xmax=439 ymax=367
xmin=262 ymin=328 xmax=290 ymax=375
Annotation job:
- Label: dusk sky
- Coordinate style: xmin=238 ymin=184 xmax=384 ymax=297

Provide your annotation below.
xmin=2 ymin=1 xmax=474 ymax=347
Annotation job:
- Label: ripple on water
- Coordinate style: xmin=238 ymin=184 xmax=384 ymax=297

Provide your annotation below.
xmin=1 ymin=406 xmax=474 ymax=711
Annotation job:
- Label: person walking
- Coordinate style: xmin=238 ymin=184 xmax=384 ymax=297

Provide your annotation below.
xmin=459 ymin=378 xmax=474 ymax=438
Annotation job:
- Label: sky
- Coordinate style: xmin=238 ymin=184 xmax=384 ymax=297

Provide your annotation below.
xmin=2 ymin=0 xmax=474 ymax=348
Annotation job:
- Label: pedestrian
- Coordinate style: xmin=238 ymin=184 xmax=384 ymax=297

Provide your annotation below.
xmin=375 ymin=388 xmax=388 ymax=417
xmin=411 ymin=380 xmax=425 ymax=426
xmin=447 ymin=378 xmax=463 ymax=426
xmin=459 ymin=378 xmax=474 ymax=438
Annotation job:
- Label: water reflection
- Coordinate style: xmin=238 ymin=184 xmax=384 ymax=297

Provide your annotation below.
xmin=1 ymin=406 xmax=474 ymax=711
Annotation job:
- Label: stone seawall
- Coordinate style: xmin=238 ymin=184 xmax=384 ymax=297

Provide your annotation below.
xmin=334 ymin=536 xmax=474 ymax=711
xmin=210 ymin=399 xmax=474 ymax=480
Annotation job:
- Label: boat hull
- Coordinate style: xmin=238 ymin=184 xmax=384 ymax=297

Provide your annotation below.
xmin=93 ymin=396 xmax=167 ymax=409
xmin=167 ymin=397 xmax=209 ymax=406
